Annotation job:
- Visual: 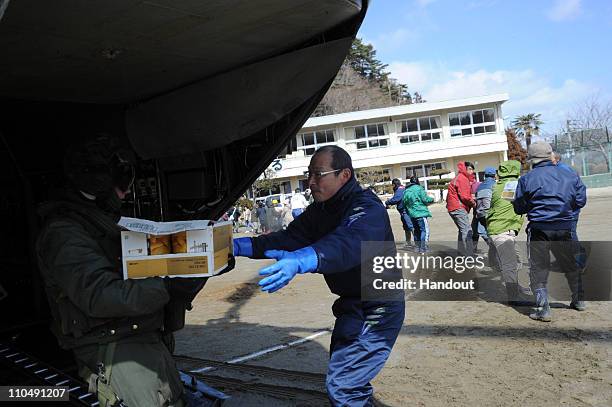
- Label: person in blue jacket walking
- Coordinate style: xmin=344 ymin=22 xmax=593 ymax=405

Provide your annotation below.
xmin=513 ymin=142 xmax=587 ymax=322
xmin=233 ymin=146 xmax=405 ymax=406
xmin=385 ymin=178 xmax=414 ymax=246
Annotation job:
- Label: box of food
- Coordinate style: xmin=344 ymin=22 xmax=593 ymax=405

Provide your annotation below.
xmin=118 ymin=217 xmax=233 ymax=279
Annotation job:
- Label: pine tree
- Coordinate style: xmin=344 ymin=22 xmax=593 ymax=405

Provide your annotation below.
xmin=315 ymin=38 xmax=424 ymax=115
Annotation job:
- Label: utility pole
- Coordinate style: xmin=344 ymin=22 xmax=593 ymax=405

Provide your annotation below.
xmin=566 ymin=120 xmax=576 ymax=167
xmin=607 ymin=126 xmax=612 ymax=174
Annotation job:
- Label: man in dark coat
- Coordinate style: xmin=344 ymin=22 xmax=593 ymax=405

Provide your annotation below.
xmin=36 ymin=136 xmax=203 ymax=406
xmin=233 ymin=146 xmax=405 ymax=406
xmin=513 ymin=142 xmax=587 ymax=321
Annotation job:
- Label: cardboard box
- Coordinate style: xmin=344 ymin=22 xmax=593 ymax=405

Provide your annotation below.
xmin=118 ymin=217 xmax=233 ymax=279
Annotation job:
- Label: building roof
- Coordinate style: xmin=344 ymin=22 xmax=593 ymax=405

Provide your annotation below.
xmin=303 ymin=93 xmax=509 ymax=128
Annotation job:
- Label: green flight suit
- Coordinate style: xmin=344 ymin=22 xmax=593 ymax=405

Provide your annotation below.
xmin=36 ymin=190 xmax=184 ymax=406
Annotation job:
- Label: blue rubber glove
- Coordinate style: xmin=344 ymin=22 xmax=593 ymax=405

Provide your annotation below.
xmin=258 ymin=247 xmax=318 ymax=293
xmin=233 ymin=237 xmax=253 ymax=258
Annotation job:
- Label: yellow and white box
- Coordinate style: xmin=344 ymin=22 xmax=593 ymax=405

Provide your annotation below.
xmin=118 ymin=217 xmax=233 ymax=279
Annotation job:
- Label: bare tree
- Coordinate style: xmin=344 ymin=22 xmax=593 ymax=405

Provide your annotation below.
xmin=565 ymin=94 xmax=612 ymax=172
xmin=314 ymin=63 xmax=401 ymax=116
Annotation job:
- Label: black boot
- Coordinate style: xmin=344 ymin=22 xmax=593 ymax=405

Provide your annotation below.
xmin=566 ymin=270 xmax=586 ymax=311
xmin=569 ymin=293 xmax=586 ymax=311
xmin=505 ymin=283 xmax=533 ymax=306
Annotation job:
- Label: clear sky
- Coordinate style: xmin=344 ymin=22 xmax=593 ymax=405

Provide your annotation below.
xmin=356 ymin=0 xmax=612 ymax=134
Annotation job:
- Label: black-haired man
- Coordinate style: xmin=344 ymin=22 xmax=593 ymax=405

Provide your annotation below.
xmin=233 ymin=145 xmax=404 ymax=406
xmin=447 ymin=161 xmax=476 ymax=255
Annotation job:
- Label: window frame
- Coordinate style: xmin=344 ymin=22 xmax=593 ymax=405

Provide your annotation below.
xmin=403 ymin=161 xmax=447 ymax=179
xmin=345 ymin=122 xmax=390 ymax=150
xmin=448 ymin=108 xmax=497 ymax=138
xmin=396 ymin=115 xmax=442 ymax=145
xmin=297 ymin=128 xmax=337 ymax=156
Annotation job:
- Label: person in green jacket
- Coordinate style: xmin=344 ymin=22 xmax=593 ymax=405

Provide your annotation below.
xmin=36 ymin=136 xmax=205 ymax=407
xmin=486 ymin=160 xmax=532 ymax=306
xmin=402 ymin=176 xmax=434 ymax=253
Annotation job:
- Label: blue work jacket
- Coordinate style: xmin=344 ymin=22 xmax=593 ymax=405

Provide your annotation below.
xmin=513 ymin=160 xmax=586 ymax=230
xmin=251 ymin=177 xmax=396 ymax=298
xmin=385 ymin=186 xmax=406 ymax=214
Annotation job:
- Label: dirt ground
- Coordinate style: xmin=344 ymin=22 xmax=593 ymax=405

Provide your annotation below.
xmin=175 ymin=187 xmax=612 ymax=406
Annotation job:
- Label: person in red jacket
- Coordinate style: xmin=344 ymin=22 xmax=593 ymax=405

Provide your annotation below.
xmin=446 ymin=161 xmax=476 ymax=255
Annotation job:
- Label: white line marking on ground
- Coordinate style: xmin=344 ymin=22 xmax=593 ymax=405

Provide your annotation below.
xmin=189 ymin=330 xmax=331 ymax=373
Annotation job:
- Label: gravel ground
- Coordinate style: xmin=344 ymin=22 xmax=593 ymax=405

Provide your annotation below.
xmin=175 ymin=187 xmax=612 ymax=406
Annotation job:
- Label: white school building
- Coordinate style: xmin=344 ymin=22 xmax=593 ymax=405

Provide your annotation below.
xmin=267 ymin=94 xmax=509 ymax=200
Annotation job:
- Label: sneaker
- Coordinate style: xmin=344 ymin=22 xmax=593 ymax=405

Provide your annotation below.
xmin=529 ymin=308 xmax=552 ymax=322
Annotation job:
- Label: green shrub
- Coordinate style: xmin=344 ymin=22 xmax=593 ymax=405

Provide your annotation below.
xmin=238 ymin=197 xmax=254 ymax=210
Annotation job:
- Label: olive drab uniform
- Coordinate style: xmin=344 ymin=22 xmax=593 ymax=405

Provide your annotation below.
xmin=36 ymin=190 xmax=184 ymax=407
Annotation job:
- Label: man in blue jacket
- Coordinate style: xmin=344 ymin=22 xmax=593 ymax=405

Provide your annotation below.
xmin=513 ymin=142 xmax=587 ymax=322
xmin=233 ymin=146 xmax=405 ymax=406
xmin=385 ymin=178 xmax=414 ymax=246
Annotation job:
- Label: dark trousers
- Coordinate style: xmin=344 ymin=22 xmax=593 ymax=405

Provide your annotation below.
xmin=570 ymin=218 xmax=587 ymax=269
xmin=527 ymin=228 xmax=583 ymax=297
xmin=411 ymin=217 xmax=430 ymax=252
xmin=472 ymin=216 xmax=490 ymax=245
xmin=327 ymin=298 xmax=405 ymax=407
xmin=399 ymin=211 xmax=413 ymax=231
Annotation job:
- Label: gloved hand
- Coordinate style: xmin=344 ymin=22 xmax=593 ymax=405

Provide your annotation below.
xmin=258 ymin=247 xmax=318 ymax=293
xmin=164 ymin=277 xmax=207 ymax=302
xmin=233 ymin=237 xmax=253 ymax=257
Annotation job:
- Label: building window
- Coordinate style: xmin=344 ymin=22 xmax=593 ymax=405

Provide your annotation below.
xmin=404 ymin=161 xmax=446 ymax=179
xmin=404 ymin=165 xmax=424 ymax=178
xmin=346 ymin=123 xmax=389 ymax=150
xmin=396 ymin=116 xmax=442 ymax=144
xmin=449 ymin=108 xmax=496 ymax=137
xmin=381 ymin=168 xmax=392 ymax=182
xmin=298 ymin=129 xmax=336 ymax=156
